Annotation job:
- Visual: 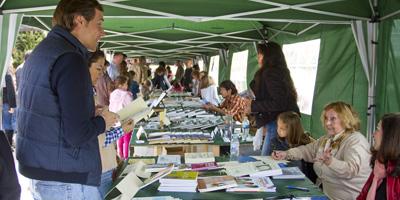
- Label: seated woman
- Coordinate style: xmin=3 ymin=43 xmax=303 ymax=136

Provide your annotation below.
xmin=357 ymin=113 xmax=400 ymax=200
xmin=270 ymin=111 xmax=317 ymax=183
xmin=203 ymin=80 xmax=246 ymax=122
xmin=273 ymin=101 xmax=371 ymax=199
xmin=199 ymin=76 xmax=220 ymax=106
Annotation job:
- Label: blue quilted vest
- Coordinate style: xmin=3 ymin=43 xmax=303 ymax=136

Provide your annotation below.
xmin=16 ymin=26 xmax=101 ymax=186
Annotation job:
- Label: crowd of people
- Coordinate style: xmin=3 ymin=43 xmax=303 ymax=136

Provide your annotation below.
xmin=0 ymin=0 xmax=399 ymax=200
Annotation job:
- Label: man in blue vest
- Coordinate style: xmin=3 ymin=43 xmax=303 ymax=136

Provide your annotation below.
xmin=16 ymin=0 xmax=118 ymax=199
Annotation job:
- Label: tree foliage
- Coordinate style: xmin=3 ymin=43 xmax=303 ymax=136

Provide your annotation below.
xmin=12 ymin=30 xmax=45 ymax=67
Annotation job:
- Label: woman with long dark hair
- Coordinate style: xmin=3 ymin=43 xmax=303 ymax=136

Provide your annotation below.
xmin=357 ymin=113 xmax=400 ymax=200
xmin=246 ymin=42 xmax=299 ymax=156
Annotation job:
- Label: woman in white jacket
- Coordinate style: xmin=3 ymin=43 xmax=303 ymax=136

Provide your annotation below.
xmin=273 ymin=101 xmax=371 ymax=200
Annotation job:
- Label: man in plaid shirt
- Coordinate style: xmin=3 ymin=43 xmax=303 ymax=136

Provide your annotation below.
xmin=203 ymin=80 xmax=246 ymax=122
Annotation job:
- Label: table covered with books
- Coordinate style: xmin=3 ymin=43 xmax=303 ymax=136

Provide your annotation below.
xmin=130 ymin=96 xmax=253 ymax=156
xmin=105 ymin=155 xmax=327 ymax=200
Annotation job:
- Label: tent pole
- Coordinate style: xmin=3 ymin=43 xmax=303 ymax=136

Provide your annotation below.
xmin=366 ymin=0 xmax=379 ymax=144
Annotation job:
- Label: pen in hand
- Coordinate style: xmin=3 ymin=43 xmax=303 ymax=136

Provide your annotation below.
xmin=286 ymin=185 xmax=310 ymax=192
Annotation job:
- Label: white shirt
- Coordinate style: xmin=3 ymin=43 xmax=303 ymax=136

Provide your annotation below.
xmin=200 ymin=85 xmax=220 ymax=106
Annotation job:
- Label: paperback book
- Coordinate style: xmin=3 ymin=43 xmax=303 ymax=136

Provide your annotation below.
xmin=226 ymin=176 xmax=276 ymax=192
xmin=272 ymin=167 xmax=306 ymax=179
xmin=197 ymin=176 xmax=238 ymax=192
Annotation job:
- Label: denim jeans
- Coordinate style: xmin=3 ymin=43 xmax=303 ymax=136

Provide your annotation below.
xmin=261 ymin=120 xmax=277 ymax=156
xmin=98 ymin=169 xmax=114 ymax=199
xmin=30 ymin=179 xmax=101 ymax=200
xmin=2 ymin=103 xmax=13 ymax=131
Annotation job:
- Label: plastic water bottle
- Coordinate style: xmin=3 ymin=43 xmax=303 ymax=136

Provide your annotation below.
xmin=230 ymin=133 xmax=240 ymax=161
xmin=242 ymin=117 xmax=250 ymax=142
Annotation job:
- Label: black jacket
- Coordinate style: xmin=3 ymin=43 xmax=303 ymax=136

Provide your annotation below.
xmin=0 ymin=131 xmax=20 ymax=200
xmin=2 ymin=73 xmax=16 ymax=108
xmin=250 ymin=66 xmax=299 ymax=128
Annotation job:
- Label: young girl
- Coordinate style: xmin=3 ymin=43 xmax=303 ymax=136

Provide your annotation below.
xmin=109 ymin=76 xmax=133 ymax=160
xmin=271 ymin=111 xmax=317 ymax=183
xmin=271 ymin=111 xmax=311 ymax=150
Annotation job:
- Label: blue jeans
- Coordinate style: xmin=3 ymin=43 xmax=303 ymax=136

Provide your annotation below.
xmin=30 ymin=179 xmax=101 ymax=200
xmin=2 ymin=103 xmax=13 ymax=131
xmin=98 ymin=169 xmax=114 ymax=199
xmin=261 ymin=121 xmax=277 ymax=156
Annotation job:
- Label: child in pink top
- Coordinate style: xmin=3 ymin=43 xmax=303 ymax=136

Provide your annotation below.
xmin=109 ymin=76 xmax=133 ymax=159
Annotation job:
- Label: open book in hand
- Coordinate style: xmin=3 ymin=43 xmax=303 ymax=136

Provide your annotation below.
xmin=117 ymin=97 xmax=153 ymax=124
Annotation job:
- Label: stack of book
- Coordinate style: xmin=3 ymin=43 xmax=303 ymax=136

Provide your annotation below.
xmin=158 ymin=171 xmax=199 ymax=192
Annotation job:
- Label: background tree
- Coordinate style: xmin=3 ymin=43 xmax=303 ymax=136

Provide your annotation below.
xmin=12 ymin=30 xmax=45 ymax=68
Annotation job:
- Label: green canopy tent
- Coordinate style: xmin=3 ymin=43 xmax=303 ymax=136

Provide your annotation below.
xmin=1 ymin=0 xmax=399 ymax=140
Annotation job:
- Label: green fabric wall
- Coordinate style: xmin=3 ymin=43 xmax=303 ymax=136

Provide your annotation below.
xmin=376 ymin=19 xmax=400 ymax=120
xmin=274 ymin=25 xmax=368 ymax=138
xmin=222 ymin=25 xmax=369 ymax=138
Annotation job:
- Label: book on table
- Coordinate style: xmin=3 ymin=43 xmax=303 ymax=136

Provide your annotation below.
xmin=159 ymin=171 xmax=198 ymax=186
xmin=197 ymin=175 xmax=238 ymax=192
xmin=158 ymin=171 xmax=198 ymax=192
xmin=191 ymin=162 xmax=221 ymax=171
xmin=108 ymin=164 xmax=174 ymax=200
xmin=226 ymin=176 xmax=276 ymax=192
xmin=157 ymin=155 xmax=181 ymax=165
xmin=184 ymin=152 xmax=215 ymax=164
xmin=157 ymin=185 xmax=197 ymax=192
xmin=272 ymin=167 xmax=306 ymax=179
xmin=224 ymin=161 xmax=282 ymax=177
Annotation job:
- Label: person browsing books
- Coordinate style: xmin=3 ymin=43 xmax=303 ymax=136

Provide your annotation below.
xmin=90 ymin=51 xmax=133 ymax=198
xmin=203 ymin=80 xmax=246 ymax=122
xmin=16 ymin=1 xmax=119 ymax=199
xmin=109 ymin=76 xmax=134 ymax=160
xmin=272 ymin=101 xmax=371 ymax=199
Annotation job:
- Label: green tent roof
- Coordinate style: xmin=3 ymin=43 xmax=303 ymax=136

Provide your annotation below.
xmin=2 ymin=0 xmax=400 ymax=59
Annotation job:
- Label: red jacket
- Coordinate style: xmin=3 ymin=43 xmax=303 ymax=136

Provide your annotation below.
xmin=357 ymin=161 xmax=400 ymax=200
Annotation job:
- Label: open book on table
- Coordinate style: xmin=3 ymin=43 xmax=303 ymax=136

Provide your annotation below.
xmin=108 ymin=164 xmax=174 ymax=200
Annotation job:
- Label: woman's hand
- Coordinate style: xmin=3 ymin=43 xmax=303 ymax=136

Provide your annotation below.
xmin=272 ymin=150 xmax=287 ymax=160
xmin=315 ymin=148 xmax=332 ymax=165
